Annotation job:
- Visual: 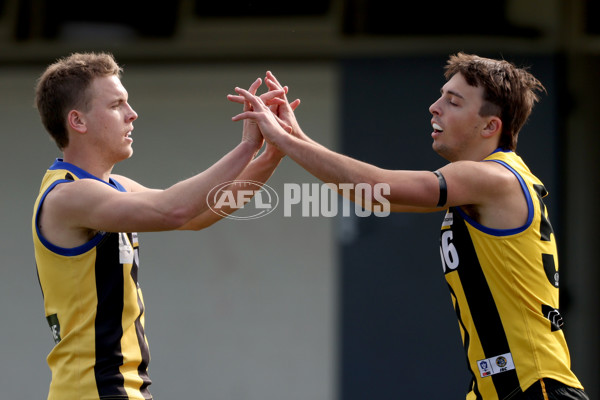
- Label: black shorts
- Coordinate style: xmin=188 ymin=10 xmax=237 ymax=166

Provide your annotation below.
xmin=512 ymin=378 xmax=589 ymax=400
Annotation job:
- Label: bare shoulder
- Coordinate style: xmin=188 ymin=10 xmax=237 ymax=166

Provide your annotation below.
xmin=46 ymin=178 xmax=107 ymax=203
xmin=439 ymin=160 xmax=528 ymax=229
xmin=38 ymin=179 xmax=113 ymax=247
xmin=42 ymin=178 xmax=120 ymax=223
xmin=440 ymin=161 xmax=519 ymax=203
xmin=110 ymin=174 xmax=150 ymax=193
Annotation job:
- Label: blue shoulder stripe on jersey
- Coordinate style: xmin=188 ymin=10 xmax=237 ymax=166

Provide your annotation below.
xmin=35 ymin=179 xmax=106 ymax=256
xmin=36 ymin=159 xmax=129 ymax=256
xmin=109 ymin=177 xmax=126 ymax=192
xmin=49 ymin=159 xmax=126 ymax=192
xmin=456 ymin=159 xmax=534 ymax=237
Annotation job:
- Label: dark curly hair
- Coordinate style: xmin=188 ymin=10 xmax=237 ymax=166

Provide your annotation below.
xmin=444 ymin=53 xmax=546 ymax=151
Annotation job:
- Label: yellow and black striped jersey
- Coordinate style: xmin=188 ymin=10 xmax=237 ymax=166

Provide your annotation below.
xmin=439 ymin=150 xmax=583 ymax=400
xmin=32 ymin=159 xmax=152 ymax=400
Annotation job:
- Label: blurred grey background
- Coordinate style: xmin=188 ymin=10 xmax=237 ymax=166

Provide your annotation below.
xmin=1 ymin=0 xmax=598 ymax=399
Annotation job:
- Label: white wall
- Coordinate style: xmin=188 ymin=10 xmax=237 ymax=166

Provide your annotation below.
xmin=0 ymin=62 xmax=338 ymax=400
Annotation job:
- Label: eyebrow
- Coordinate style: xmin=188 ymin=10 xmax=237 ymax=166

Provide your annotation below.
xmin=440 ymin=88 xmax=465 ymax=99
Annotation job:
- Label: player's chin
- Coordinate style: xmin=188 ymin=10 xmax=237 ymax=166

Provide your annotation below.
xmin=431 ymin=141 xmax=451 ymax=161
xmin=119 ymin=146 xmax=134 ymax=161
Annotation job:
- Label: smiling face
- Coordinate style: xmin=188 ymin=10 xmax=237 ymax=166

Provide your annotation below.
xmin=82 ymin=75 xmax=138 ymax=164
xmin=429 ymin=73 xmax=495 ymax=162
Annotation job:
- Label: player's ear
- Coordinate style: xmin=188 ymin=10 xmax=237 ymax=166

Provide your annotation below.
xmin=481 ymin=116 xmax=502 ymax=139
xmin=67 ymin=110 xmax=87 ymax=134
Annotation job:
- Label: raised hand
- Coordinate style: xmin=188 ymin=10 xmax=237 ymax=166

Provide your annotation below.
xmin=264 ymin=72 xmax=322 ymax=147
xmin=230 ymin=86 xmax=290 ymax=147
xmin=240 ymin=78 xmax=265 ymax=148
xmin=264 ymin=71 xmax=302 ymax=137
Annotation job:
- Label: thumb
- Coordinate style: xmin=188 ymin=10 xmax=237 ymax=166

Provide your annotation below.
xmin=275 ymin=115 xmax=293 ymax=133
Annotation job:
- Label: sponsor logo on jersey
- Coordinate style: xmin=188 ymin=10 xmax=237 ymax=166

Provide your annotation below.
xmin=477 ymin=352 xmax=515 ymax=378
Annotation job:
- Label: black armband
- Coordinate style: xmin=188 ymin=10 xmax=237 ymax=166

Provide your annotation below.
xmin=433 ymin=170 xmax=447 ymax=207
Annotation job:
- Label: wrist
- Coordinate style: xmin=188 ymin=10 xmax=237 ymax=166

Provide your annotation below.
xmin=240 ymin=138 xmax=263 ymax=157
xmin=261 ymin=145 xmax=285 ymax=163
xmin=294 ymin=127 xmax=308 ymax=140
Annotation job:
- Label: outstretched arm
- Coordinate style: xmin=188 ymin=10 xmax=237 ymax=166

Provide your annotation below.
xmin=174 ymin=142 xmax=285 ymax=230
xmin=41 ymin=138 xmax=262 ymax=248
xmin=176 ymin=77 xmax=299 ymax=230
xmin=229 ymin=82 xmax=520 ymax=217
xmin=38 ymin=82 xmax=291 ymax=249
xmin=229 ymin=84 xmax=441 ymax=211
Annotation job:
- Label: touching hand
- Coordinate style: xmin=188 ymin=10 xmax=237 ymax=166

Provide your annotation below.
xmin=230 ymin=87 xmax=289 ymax=147
xmin=264 ymin=71 xmax=302 ymax=137
xmin=239 ymin=78 xmax=265 ymax=148
xmin=228 ymin=74 xmax=298 ymax=134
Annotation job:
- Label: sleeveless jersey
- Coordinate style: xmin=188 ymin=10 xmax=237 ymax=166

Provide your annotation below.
xmin=32 ymin=159 xmax=152 ymax=400
xmin=439 ymin=150 xmax=583 ymax=400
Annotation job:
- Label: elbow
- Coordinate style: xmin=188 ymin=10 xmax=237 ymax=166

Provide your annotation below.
xmin=365 ymin=181 xmax=392 ymax=214
xmin=163 ymin=204 xmax=221 ymax=231
xmin=343 ymin=178 xmax=391 ymax=213
xmin=161 ymin=205 xmax=198 ymax=230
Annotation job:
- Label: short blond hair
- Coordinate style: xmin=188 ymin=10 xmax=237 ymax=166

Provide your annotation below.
xmin=35 ymin=52 xmax=122 ymax=150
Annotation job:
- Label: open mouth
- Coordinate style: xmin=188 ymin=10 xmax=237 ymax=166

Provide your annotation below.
xmin=432 ymin=123 xmax=443 ymax=133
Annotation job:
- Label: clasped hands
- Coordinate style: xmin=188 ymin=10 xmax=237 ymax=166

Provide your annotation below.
xmin=227 ymin=71 xmax=301 ymax=152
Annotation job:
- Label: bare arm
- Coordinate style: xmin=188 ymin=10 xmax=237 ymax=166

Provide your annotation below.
xmin=230 ymin=84 xmax=527 ymax=227
xmin=40 ymin=139 xmax=262 ymax=248
xmin=174 ymin=77 xmax=298 ymax=230
xmin=173 ymin=143 xmax=285 ymax=230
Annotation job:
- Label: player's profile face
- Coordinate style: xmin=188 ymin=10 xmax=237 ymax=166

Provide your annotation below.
xmin=429 ymin=73 xmax=488 ymax=161
xmin=83 ymin=75 xmax=137 ymax=161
